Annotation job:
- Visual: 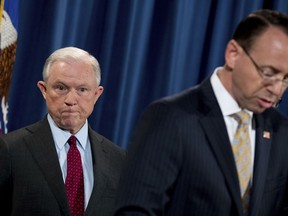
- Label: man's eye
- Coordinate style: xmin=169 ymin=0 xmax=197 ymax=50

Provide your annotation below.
xmin=55 ymin=85 xmax=67 ymax=91
xmin=77 ymin=87 xmax=90 ymax=96
xmin=58 ymin=86 xmax=64 ymax=90
xmin=283 ymin=76 xmax=288 ymax=83
xmin=262 ymin=68 xmax=277 ymax=77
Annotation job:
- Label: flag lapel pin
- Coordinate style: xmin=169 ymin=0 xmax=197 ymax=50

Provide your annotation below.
xmin=263 ymin=131 xmax=270 ymax=139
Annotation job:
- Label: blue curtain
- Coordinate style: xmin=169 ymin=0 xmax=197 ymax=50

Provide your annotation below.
xmin=8 ymin=0 xmax=288 ymax=148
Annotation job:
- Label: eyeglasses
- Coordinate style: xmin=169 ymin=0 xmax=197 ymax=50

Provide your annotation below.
xmin=241 ymin=45 xmax=288 ymax=88
xmin=240 ymin=45 xmax=286 ymax=107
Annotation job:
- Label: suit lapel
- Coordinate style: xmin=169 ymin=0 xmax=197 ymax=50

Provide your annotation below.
xmin=200 ymin=112 xmax=243 ymax=214
xmin=24 ymin=119 xmax=70 ymax=216
xmin=85 ymin=128 xmax=109 ymax=215
xmin=199 ymin=78 xmax=243 ymax=215
xmin=249 ymin=114 xmax=272 ymax=216
xmin=199 ymin=77 xmax=274 ymax=216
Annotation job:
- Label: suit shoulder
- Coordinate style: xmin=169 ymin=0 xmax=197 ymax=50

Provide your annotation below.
xmin=1 ymin=120 xmax=46 ymax=143
xmin=102 ymin=135 xmax=126 ymax=156
xmin=89 ymin=129 xmax=126 ymax=157
xmin=143 ymin=86 xmax=202 ymax=121
xmin=158 ymin=86 xmax=199 ymax=104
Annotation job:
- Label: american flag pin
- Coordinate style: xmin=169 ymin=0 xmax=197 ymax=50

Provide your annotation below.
xmin=263 ymin=131 xmax=270 ymax=139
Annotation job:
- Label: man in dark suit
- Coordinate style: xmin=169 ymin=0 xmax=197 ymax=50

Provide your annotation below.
xmin=114 ymin=9 xmax=288 ymax=216
xmin=0 ymin=47 xmax=126 ymax=216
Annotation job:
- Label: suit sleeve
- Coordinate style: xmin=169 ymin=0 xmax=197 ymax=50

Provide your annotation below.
xmin=114 ymin=102 xmax=183 ymax=216
xmin=0 ymin=137 xmax=12 ymax=215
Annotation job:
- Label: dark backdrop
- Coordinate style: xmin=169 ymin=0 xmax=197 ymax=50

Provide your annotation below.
xmin=8 ymin=0 xmax=288 ymax=148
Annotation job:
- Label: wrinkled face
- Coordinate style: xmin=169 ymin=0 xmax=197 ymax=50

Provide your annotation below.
xmin=37 ymin=60 xmax=103 ymax=134
xmin=225 ymin=27 xmax=288 ymax=113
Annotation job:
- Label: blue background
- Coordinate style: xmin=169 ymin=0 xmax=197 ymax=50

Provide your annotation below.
xmin=7 ymin=0 xmax=288 ymax=148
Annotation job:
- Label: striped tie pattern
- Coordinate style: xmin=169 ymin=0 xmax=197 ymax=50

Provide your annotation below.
xmin=231 ymin=110 xmax=251 ymax=214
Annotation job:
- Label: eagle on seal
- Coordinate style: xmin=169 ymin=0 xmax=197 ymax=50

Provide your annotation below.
xmin=0 ymin=8 xmax=17 ymax=134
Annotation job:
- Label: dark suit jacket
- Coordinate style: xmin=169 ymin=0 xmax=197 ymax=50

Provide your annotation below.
xmin=114 ymin=77 xmax=288 ymax=216
xmin=0 ymin=117 xmax=126 ymax=216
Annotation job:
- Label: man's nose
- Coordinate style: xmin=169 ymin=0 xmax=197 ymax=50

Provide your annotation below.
xmin=65 ymin=90 xmax=77 ymax=105
xmin=268 ymin=79 xmax=285 ymax=97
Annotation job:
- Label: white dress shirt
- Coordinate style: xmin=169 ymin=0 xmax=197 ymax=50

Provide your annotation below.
xmin=47 ymin=114 xmax=94 ymax=209
xmin=210 ymin=67 xmax=255 ymax=181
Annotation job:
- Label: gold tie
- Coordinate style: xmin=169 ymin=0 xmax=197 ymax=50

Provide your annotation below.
xmin=231 ymin=110 xmax=251 ymax=213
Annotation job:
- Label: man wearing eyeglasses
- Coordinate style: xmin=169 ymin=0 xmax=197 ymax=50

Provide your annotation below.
xmin=115 ymin=9 xmax=288 ymax=216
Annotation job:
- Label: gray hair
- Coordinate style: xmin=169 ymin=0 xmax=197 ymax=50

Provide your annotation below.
xmin=42 ymin=47 xmax=101 ymax=85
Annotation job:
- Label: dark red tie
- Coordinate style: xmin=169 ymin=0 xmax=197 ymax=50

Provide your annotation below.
xmin=65 ymin=135 xmax=84 ymax=216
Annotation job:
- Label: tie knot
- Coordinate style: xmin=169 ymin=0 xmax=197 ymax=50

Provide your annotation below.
xmin=68 ymin=135 xmax=77 ymax=146
xmin=232 ymin=110 xmax=250 ymax=125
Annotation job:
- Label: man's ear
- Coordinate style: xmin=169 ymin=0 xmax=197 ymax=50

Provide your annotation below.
xmin=93 ymin=86 xmax=104 ymax=104
xmin=225 ymin=40 xmax=241 ymax=70
xmin=37 ymin=81 xmax=47 ymax=99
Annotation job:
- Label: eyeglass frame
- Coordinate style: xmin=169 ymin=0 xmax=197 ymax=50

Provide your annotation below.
xmin=239 ymin=44 xmax=288 ymax=88
xmin=239 ymin=44 xmax=286 ymax=107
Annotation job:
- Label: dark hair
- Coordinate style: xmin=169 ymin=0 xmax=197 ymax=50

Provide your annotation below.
xmin=233 ymin=9 xmax=288 ymax=52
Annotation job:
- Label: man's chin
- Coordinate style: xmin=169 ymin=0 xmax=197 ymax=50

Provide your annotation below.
xmin=59 ymin=121 xmax=79 ymax=132
xmin=248 ymin=106 xmax=270 ymax=114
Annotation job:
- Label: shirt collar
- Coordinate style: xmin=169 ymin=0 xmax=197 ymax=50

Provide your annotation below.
xmin=47 ymin=114 xmax=89 ymax=150
xmin=210 ymin=67 xmax=253 ymax=119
